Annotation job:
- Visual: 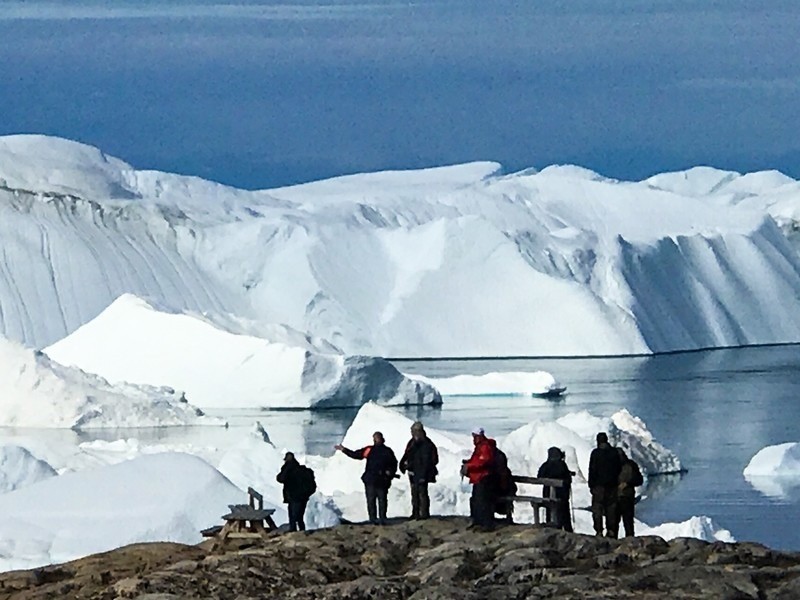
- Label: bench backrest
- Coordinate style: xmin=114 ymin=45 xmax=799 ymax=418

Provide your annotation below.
xmin=512 ymin=476 xmax=564 ymax=488
xmin=247 ymin=486 xmax=264 ymax=510
xmin=511 ymin=475 xmax=565 ymax=500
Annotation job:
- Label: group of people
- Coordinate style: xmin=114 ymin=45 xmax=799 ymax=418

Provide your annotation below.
xmin=589 ymin=432 xmax=644 ymax=538
xmin=334 ymin=421 xmax=439 ymax=524
xmin=275 ymin=422 xmax=643 ymax=537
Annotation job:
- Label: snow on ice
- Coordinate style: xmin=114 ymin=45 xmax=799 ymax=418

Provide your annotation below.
xmin=0 ymin=446 xmax=57 ymax=493
xmin=4 ymin=135 xmax=800 ymax=356
xmin=0 ymin=335 xmax=218 ymax=428
xmin=405 ymin=371 xmax=564 ymax=396
xmin=0 ymin=453 xmax=244 ymax=572
xmin=45 ymin=295 xmax=441 ymax=410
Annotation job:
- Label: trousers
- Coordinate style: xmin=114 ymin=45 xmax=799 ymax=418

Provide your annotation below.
xmin=617 ymin=494 xmax=635 ymax=537
xmin=410 ymin=481 xmax=430 ymax=519
xmin=591 ymin=485 xmax=618 ymax=537
xmin=288 ymin=500 xmax=308 ymax=532
xmin=470 ymin=478 xmax=495 ymax=528
xmin=365 ymin=484 xmax=389 ymax=524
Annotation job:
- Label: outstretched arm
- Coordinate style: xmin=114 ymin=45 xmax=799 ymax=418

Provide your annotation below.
xmin=335 ymin=444 xmax=366 ymax=460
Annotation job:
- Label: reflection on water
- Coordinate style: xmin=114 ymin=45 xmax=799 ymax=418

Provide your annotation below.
xmin=744 ymin=476 xmax=800 ymax=502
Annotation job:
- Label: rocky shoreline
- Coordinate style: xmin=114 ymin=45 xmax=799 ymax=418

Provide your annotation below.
xmin=2 ymin=517 xmax=800 ymax=599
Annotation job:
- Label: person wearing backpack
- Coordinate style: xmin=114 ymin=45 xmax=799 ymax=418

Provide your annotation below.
xmin=399 ymin=421 xmax=439 ymax=520
xmin=491 ymin=445 xmax=517 ymax=521
xmin=276 ymin=451 xmax=316 ymax=532
xmin=537 ymin=446 xmax=574 ymax=532
xmin=615 ymin=447 xmax=644 ymax=538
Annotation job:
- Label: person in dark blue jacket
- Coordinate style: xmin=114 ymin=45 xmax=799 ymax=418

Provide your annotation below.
xmin=335 ymin=431 xmax=398 ymax=525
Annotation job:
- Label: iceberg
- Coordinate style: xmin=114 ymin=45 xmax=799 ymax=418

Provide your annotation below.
xmin=0 ymin=453 xmax=245 ymax=572
xmin=743 ymin=442 xmax=800 ymax=499
xmin=744 ymin=442 xmax=800 ymax=477
xmin=0 ymin=446 xmax=57 ymax=494
xmin=405 ymin=371 xmax=565 ymax=396
xmin=44 ymin=295 xmax=441 ymax=410
xmin=4 ymin=135 xmax=800 ymax=357
xmin=0 ymin=335 xmax=217 ymax=429
xmin=638 ymin=515 xmax=735 ymax=543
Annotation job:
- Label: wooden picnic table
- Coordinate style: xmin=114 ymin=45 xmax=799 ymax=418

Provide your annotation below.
xmin=201 ymin=487 xmax=278 ymax=548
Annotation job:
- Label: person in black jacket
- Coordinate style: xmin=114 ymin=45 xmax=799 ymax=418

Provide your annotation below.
xmin=537 ymin=446 xmax=574 ymax=532
xmin=399 ymin=421 xmax=439 ymax=520
xmin=335 ymin=431 xmax=398 ymax=525
xmin=276 ymin=452 xmax=315 ymax=532
xmin=588 ymin=432 xmax=622 ymax=537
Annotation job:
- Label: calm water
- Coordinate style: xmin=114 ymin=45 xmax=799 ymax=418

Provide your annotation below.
xmin=389 ymin=346 xmax=800 ymax=550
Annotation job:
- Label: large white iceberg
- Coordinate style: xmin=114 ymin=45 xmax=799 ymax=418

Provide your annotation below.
xmin=0 ymin=453 xmax=245 ymax=572
xmin=743 ymin=442 xmax=800 ymax=499
xmin=44 ymin=294 xmax=441 ymax=409
xmin=4 ymin=135 xmax=800 ymax=357
xmin=0 ymin=335 xmax=217 ymax=429
xmin=744 ymin=442 xmax=800 ymax=477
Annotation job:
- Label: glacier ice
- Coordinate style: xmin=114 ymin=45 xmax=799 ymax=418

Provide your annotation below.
xmin=3 ymin=135 xmax=800 ymax=356
xmin=404 ymin=370 xmax=564 ymax=396
xmin=44 ymin=294 xmax=441 ymax=409
xmin=0 ymin=335 xmax=219 ymax=429
xmin=0 ymin=452 xmax=244 ymax=572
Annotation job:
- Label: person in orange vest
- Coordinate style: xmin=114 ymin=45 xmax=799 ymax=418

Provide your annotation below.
xmin=335 ymin=431 xmax=398 ymax=525
xmin=461 ymin=426 xmax=497 ymax=531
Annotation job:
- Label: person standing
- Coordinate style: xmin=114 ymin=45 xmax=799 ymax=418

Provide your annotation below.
xmin=616 ymin=447 xmax=644 ymax=538
xmin=399 ymin=421 xmax=439 ymax=520
xmin=461 ymin=426 xmax=497 ymax=531
xmin=537 ymin=446 xmax=574 ymax=532
xmin=276 ymin=452 xmax=316 ymax=532
xmin=588 ymin=432 xmax=622 ymax=537
xmin=335 ymin=432 xmax=398 ymax=525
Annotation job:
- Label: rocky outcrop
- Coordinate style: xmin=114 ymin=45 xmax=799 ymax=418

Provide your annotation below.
xmin=2 ymin=518 xmax=800 ymax=599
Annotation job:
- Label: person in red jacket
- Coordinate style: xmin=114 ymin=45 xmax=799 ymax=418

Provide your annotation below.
xmin=461 ymin=426 xmax=497 ymax=530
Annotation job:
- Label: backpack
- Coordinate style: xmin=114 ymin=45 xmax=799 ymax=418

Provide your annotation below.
xmin=493 ymin=447 xmax=517 ymax=497
xmin=630 ymin=461 xmax=644 ymax=487
xmin=299 ymin=465 xmax=317 ymax=499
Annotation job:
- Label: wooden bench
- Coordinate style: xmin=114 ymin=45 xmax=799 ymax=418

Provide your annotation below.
xmin=205 ymin=487 xmax=278 ymax=548
xmin=500 ymin=476 xmax=566 ymax=525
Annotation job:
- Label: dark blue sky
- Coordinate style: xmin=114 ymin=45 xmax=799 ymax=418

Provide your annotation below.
xmin=1 ymin=0 xmax=799 ymax=189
